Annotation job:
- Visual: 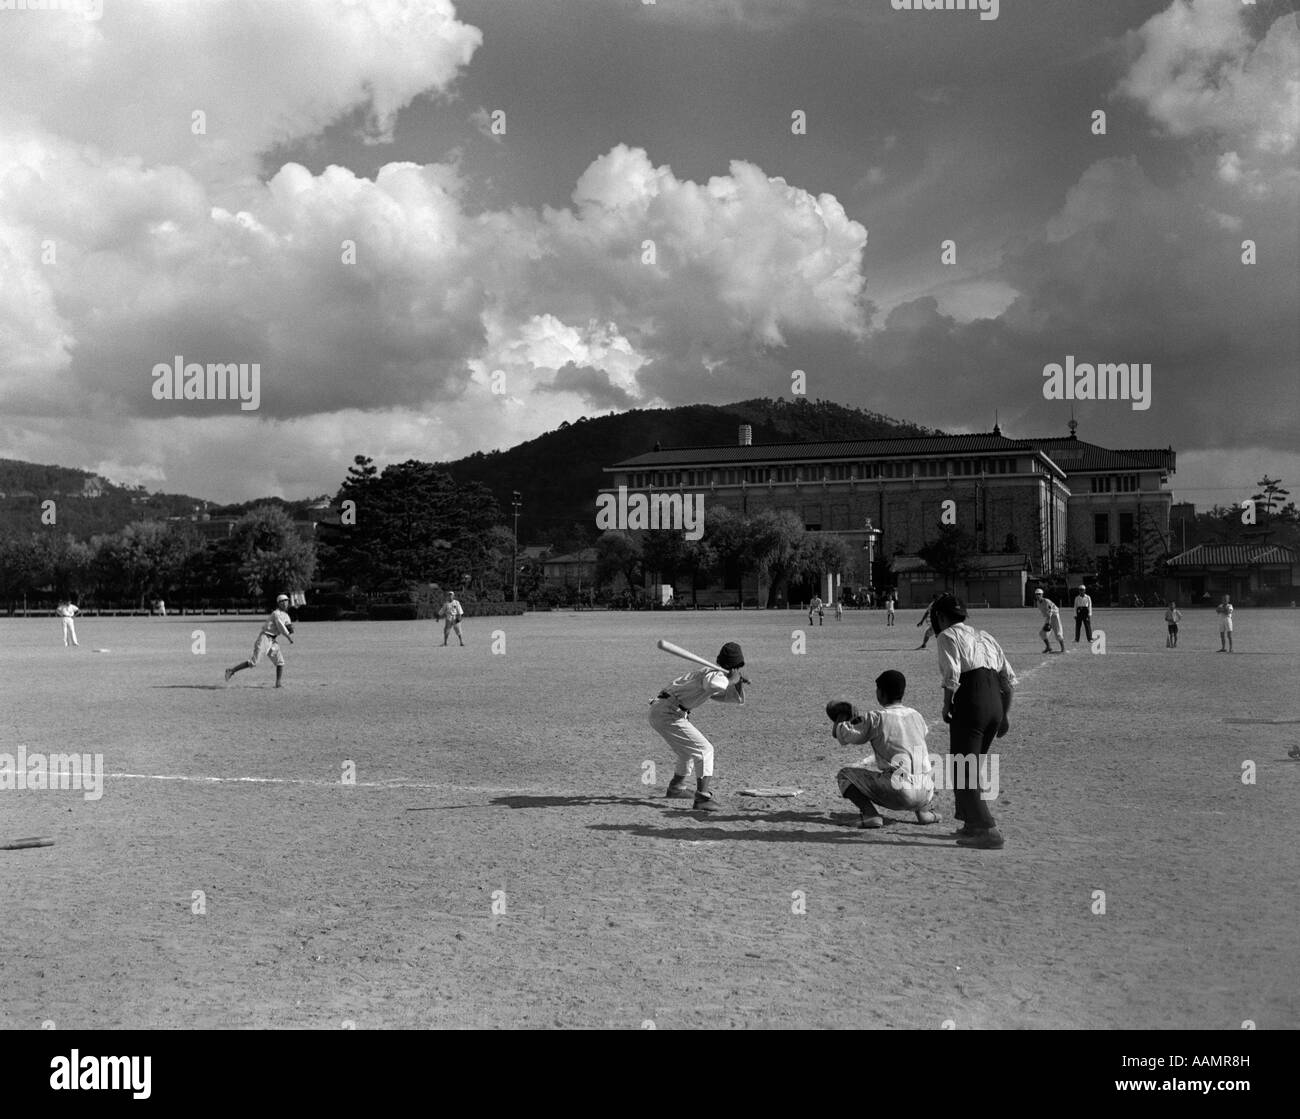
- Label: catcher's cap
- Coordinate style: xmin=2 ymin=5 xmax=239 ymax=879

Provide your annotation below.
xmin=717 ymin=642 xmax=745 ymax=669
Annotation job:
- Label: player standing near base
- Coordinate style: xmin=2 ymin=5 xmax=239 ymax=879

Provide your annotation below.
xmin=56 ymin=599 xmax=81 ymax=647
xmin=930 ymin=594 xmax=1015 ymax=850
xmin=648 ymin=641 xmax=748 ymax=812
xmin=225 ymin=594 xmax=294 ymax=688
xmin=884 ymin=589 xmax=895 ymax=626
xmin=1033 ymin=588 xmax=1066 ymax=653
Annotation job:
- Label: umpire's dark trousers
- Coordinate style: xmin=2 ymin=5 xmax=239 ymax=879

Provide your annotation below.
xmin=949 ymin=667 xmax=1003 ymax=830
xmin=1074 ymin=609 xmax=1093 ymax=642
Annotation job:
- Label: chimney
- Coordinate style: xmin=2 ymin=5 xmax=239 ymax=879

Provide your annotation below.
xmin=738 ymin=424 xmax=753 ymax=446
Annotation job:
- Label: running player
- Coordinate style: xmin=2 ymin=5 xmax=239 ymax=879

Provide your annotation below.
xmin=225 ymin=594 xmax=294 ymax=687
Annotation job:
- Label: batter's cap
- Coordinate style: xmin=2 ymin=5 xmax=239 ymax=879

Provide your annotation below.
xmin=717 ymin=642 xmax=745 ymax=669
xmin=276 ymin=593 xmax=289 ymax=603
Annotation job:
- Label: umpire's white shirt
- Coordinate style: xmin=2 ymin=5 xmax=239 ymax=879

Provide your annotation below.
xmin=1073 ymin=593 xmax=1092 ymax=613
xmin=935 ymin=622 xmax=1017 ymax=693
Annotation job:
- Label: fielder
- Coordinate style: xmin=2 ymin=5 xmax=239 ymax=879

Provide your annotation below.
xmin=648 ymin=641 xmax=748 ymax=812
xmin=55 ymin=599 xmax=81 ymax=647
xmin=834 ymin=600 xmax=844 ymax=621
xmin=1033 ymin=588 xmax=1066 ymax=653
xmin=225 ymin=594 xmax=294 ymax=687
xmin=809 ymin=595 xmax=824 ymax=626
xmin=1165 ymin=601 xmax=1182 ymax=648
xmin=916 ymin=594 xmax=939 ymax=649
xmin=884 ymin=590 xmax=896 ymax=626
xmin=827 ymin=670 xmax=939 ymax=830
xmin=1216 ymin=594 xmax=1234 ymax=652
xmin=439 ymin=591 xmax=465 ymax=646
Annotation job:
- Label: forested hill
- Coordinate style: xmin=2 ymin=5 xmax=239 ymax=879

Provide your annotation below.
xmin=1 ymin=399 xmax=938 ymax=547
xmin=440 ymin=398 xmax=941 ymax=549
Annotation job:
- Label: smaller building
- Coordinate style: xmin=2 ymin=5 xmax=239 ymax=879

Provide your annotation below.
xmin=543 ymin=548 xmax=599 ymax=588
xmin=891 ymin=553 xmax=1030 ymax=608
xmin=1163 ymin=544 xmax=1297 ymax=605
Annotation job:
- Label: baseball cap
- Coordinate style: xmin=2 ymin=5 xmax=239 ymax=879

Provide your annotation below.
xmin=276 ymin=594 xmax=289 ymax=603
xmin=1033 ymin=588 xmax=1044 ymax=596
xmin=717 ymin=642 xmax=745 ymax=669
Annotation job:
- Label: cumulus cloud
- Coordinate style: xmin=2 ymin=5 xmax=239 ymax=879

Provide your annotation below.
xmin=1116 ymin=0 xmax=1300 ymax=183
xmin=1 ymin=0 xmax=482 ymax=182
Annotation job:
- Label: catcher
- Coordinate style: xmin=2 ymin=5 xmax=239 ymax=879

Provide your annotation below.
xmin=225 ymin=593 xmax=294 ymax=688
xmin=827 ymin=669 xmax=939 ymax=829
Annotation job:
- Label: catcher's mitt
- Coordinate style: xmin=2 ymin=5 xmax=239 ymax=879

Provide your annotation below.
xmin=825 ymin=699 xmax=860 ymax=724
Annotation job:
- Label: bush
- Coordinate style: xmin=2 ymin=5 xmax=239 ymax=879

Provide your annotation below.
xmin=367 ymin=603 xmax=419 ymax=621
xmin=294 ymin=604 xmax=344 ymax=622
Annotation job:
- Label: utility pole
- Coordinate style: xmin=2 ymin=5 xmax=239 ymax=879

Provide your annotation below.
xmin=511 ymin=490 xmax=522 ymax=603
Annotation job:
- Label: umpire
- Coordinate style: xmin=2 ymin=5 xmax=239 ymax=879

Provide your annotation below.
xmin=1073 ymin=584 xmax=1094 ymax=643
xmin=929 ymin=594 xmax=1017 ymax=850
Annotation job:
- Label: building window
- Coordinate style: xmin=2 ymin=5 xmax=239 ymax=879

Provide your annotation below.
xmin=1094 ymin=513 xmax=1110 ymax=545
xmin=1119 ymin=512 xmax=1135 ymax=544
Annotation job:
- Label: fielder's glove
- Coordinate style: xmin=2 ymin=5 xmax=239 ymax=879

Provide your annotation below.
xmin=825 ymin=699 xmax=861 ymax=725
xmin=1040 ymin=623 xmax=1050 ymax=634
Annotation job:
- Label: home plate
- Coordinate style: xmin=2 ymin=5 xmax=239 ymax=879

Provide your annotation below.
xmin=737 ymin=787 xmax=803 ymax=798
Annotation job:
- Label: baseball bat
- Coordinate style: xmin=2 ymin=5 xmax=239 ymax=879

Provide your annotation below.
xmin=1 ymin=837 xmax=54 ymax=850
xmin=656 ymin=638 xmax=722 ymax=672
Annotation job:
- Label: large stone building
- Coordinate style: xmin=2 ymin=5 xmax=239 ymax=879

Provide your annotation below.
xmin=602 ymin=420 xmax=1175 ymax=606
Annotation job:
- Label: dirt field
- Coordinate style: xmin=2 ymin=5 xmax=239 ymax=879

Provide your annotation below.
xmin=2 ymin=607 xmax=1297 ymax=1029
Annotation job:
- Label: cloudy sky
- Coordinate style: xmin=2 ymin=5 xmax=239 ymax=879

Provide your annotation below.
xmin=1 ymin=0 xmax=1295 ymax=505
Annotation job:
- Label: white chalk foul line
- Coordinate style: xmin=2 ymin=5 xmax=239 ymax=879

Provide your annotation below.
xmin=105 ymin=773 xmax=559 ymax=794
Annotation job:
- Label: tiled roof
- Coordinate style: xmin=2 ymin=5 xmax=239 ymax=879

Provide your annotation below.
xmin=611 ymin=433 xmax=1043 ymax=469
xmin=1166 ymin=544 xmax=1297 ymax=567
xmin=1026 ymin=437 xmax=1175 ymax=474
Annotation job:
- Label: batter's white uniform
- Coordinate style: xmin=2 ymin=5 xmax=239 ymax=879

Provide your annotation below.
xmin=249 ymin=608 xmax=292 ymax=666
xmin=648 ymin=667 xmax=744 ymax=779
xmin=56 ymin=603 xmax=80 ymax=647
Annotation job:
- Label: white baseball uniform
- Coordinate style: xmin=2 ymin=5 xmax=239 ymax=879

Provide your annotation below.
xmin=442 ymin=597 xmax=464 ymax=642
xmin=834 ymin=704 xmax=935 ymax=812
xmin=1218 ymin=603 xmax=1234 ymax=633
xmin=648 ymin=667 xmax=744 ymax=779
xmin=1035 ymin=596 xmax=1064 ymax=640
xmin=248 ymin=608 xmax=292 ymax=667
xmin=56 ymin=603 xmax=80 ymax=647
